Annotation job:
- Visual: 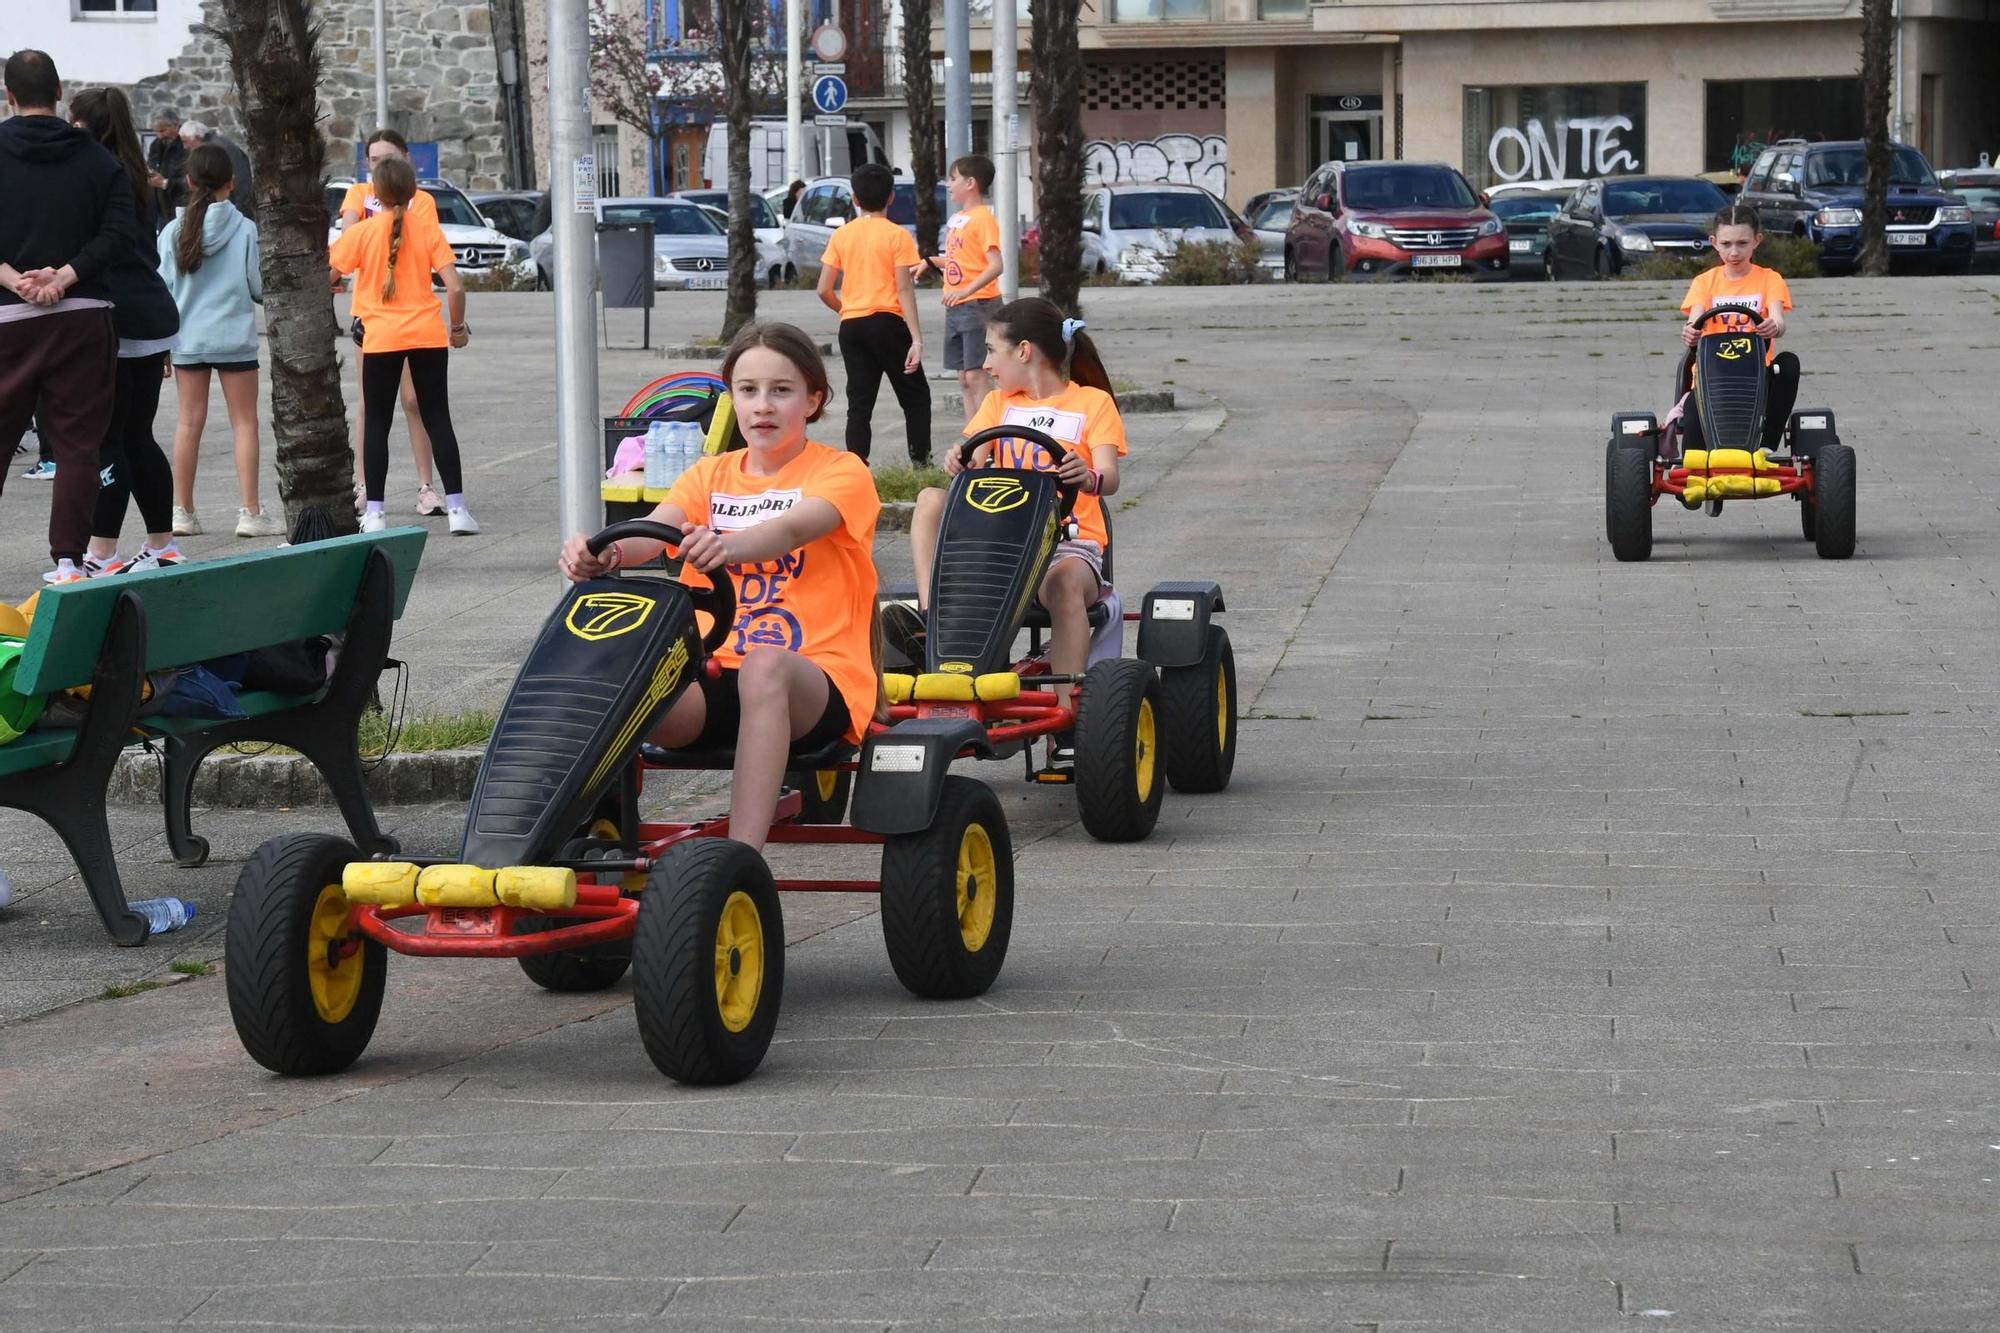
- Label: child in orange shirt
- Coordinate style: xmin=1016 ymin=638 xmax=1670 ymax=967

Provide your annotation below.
xmin=922 ymin=153 xmax=1003 ymax=425
xmin=559 ymin=323 xmax=881 ymax=852
xmin=327 ymin=157 xmax=479 ymax=535
xmin=817 ymin=162 xmax=930 ymax=464
xmin=1676 ymin=202 xmax=1797 ymax=456
xmin=889 ymin=297 xmax=1126 ymax=775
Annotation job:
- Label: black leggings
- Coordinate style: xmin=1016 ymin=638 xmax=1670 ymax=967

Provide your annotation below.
xmin=362 ymin=347 xmax=463 ymax=502
xmin=92 ymin=352 xmax=174 ymax=540
xmin=838 ymin=312 xmax=932 ymax=464
xmin=1680 ymin=351 xmax=1800 ymax=455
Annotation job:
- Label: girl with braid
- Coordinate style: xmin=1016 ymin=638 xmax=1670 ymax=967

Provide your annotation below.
xmin=327 ymin=156 xmax=479 ymax=535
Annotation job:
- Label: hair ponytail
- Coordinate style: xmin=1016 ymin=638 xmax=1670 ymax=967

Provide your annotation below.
xmin=370 ymin=156 xmax=418 ymax=301
xmin=382 ymin=205 xmax=406 ymax=300
xmin=173 ymin=144 xmax=234 ymax=275
xmin=987 ymin=297 xmax=1119 ymax=410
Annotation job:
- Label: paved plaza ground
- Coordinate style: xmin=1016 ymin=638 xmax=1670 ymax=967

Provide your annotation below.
xmin=1 ymin=275 xmax=1998 ymax=1328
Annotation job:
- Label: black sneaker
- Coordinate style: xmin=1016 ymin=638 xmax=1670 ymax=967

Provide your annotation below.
xmin=881 ymin=601 xmax=927 ymax=668
xmin=1045 ymin=732 xmax=1076 ymax=775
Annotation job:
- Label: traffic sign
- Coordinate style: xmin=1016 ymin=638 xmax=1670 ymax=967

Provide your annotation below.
xmin=812 ymin=62 xmax=846 ymax=77
xmin=814 ymin=113 xmax=846 ymax=128
xmin=811 ymin=23 xmax=847 ymax=63
xmin=811 ymin=74 xmax=848 ymax=116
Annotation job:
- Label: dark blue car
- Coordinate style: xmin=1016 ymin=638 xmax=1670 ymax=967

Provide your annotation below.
xmin=1738 ymin=140 xmax=1975 ymax=274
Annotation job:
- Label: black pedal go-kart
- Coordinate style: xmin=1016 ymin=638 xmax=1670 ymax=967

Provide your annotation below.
xmin=225 ymin=521 xmax=1015 ymax=1087
xmin=1605 ymin=303 xmax=1855 ymax=562
xmin=878 ymin=425 xmax=1236 ymax=844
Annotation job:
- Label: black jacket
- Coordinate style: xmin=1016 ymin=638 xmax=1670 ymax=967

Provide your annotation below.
xmin=0 ymin=114 xmax=144 ymax=311
xmin=146 ymin=133 xmax=189 ymax=213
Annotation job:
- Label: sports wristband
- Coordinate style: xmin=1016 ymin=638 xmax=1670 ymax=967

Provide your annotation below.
xmin=1086 ymin=467 xmax=1102 ymax=495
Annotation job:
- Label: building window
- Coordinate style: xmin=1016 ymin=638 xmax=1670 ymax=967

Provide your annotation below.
xmin=76 ymin=0 xmax=158 ymax=14
xmin=592 ymin=129 xmax=624 ymax=198
xmin=1112 ymin=0 xmax=1216 ymax=23
xmin=1462 ymin=83 xmax=1646 ymax=191
xmin=1258 ymin=0 xmax=1307 ymax=17
xmin=1703 ymin=78 xmax=1861 ymax=175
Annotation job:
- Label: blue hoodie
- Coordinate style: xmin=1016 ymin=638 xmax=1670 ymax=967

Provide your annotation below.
xmin=157 ymin=201 xmax=262 ymax=366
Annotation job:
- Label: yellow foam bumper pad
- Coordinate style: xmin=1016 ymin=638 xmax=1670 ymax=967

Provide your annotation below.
xmin=884 ymin=673 xmax=916 ymax=704
xmin=495 ymin=867 xmax=579 ymax=912
xmin=416 ymin=864 xmax=500 ymax=908
xmin=973 ymin=672 xmax=1021 ymax=701
xmin=1683 ymin=448 xmax=1783 ymax=503
xmin=910 ymin=672 xmax=1023 ymax=703
xmin=341 ymin=862 xmax=420 ymax=908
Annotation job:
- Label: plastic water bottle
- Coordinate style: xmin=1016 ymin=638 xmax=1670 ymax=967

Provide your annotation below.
xmin=644 ymin=421 xmax=670 ymax=490
xmin=129 ymin=896 xmax=196 ymax=935
xmin=676 ymin=419 xmax=705 ymax=475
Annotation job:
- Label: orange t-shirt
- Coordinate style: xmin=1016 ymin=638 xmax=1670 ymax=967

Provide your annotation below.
xmin=329 ymin=205 xmax=455 ymax=353
xmin=664 ymin=442 xmax=881 ymax=743
xmin=964 ymin=383 xmax=1128 ymax=550
xmin=821 ymin=215 xmax=919 ymax=320
xmin=1681 ymin=264 xmax=1792 ymax=365
xmin=339 ymin=182 xmax=439 ymax=227
xmin=941 ymin=204 xmax=1001 ymax=302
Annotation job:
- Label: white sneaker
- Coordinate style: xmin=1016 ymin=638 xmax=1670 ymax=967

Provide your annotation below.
xmin=121 ymin=543 xmax=186 ymax=575
xmin=447 ymin=504 xmax=479 ymax=536
xmin=359 ymin=510 xmax=388 ymax=534
xmin=235 ymin=507 xmax=286 ymax=538
xmin=172 ymin=506 xmax=203 ymax=536
xmin=42 ymin=558 xmax=85 ymax=585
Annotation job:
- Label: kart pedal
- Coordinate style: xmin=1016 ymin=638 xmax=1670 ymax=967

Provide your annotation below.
xmin=1033 ymin=766 xmax=1075 ymax=785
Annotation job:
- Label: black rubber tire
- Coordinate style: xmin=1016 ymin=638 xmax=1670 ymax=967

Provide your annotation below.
xmin=1326 ymin=244 xmax=1344 ymax=281
xmin=630 ymin=840 xmax=783 ymax=1085
xmin=1160 ymin=624 xmax=1236 ymax=794
xmin=1812 ymin=441 xmax=1856 ymax=560
xmin=225 ymin=833 xmax=385 ymax=1076
xmin=1074 ymin=657 xmax=1166 ymax=843
xmin=1605 ymin=439 xmax=1654 ymax=563
xmin=879 ymin=775 xmax=1013 ymax=999
xmin=1594 ymin=246 xmax=1618 ymax=280
xmin=1282 ymin=247 xmax=1297 ymax=283
xmin=785 ymin=767 xmax=853 ymax=825
xmin=516 ymin=839 xmax=633 ymax=993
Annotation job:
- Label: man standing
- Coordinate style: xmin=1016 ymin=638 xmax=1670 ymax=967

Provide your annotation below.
xmin=0 ymin=49 xmax=140 ymax=580
xmin=180 ymin=118 xmax=253 ymax=218
xmin=146 ymin=109 xmax=188 ymax=214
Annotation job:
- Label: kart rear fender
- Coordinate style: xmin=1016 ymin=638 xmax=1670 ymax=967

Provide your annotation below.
xmin=850 ymin=718 xmax=996 ymax=836
xmin=1611 ymin=412 xmax=1659 ymax=449
xmin=1137 ymin=581 xmax=1226 ymax=669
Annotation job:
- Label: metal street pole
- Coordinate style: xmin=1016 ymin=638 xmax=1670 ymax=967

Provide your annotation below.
xmin=944 ymin=0 xmax=971 ymax=165
xmin=786 ymin=0 xmax=803 ymax=183
xmin=991 ymin=0 xmax=1018 ymax=299
xmin=548 ymin=0 xmax=601 ymax=540
xmin=373 ymin=0 xmax=388 ymax=130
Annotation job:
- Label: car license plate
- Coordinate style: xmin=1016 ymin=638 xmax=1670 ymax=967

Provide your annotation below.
xmin=683 ymin=273 xmax=728 ymax=290
xmin=1887 ymin=232 xmax=1925 ymax=247
xmin=1412 ymin=254 xmax=1460 ymax=268
xmin=1509 ymin=240 xmax=1533 ymax=253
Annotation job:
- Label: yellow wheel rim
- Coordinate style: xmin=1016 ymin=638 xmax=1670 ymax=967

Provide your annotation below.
xmin=815 ymin=770 xmax=839 ymax=802
xmin=955 ymin=822 xmax=998 ymax=953
xmin=1216 ymin=669 xmax=1230 ymax=753
xmin=1135 ymin=697 xmax=1157 ymax=800
xmin=588 ymin=817 xmax=620 ymax=842
xmin=713 ymin=890 xmax=765 ymax=1034
xmin=307 ymin=884 xmax=364 ymax=1024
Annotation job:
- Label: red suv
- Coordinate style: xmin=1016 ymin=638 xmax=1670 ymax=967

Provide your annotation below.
xmin=1285 ymin=161 xmax=1508 ymax=280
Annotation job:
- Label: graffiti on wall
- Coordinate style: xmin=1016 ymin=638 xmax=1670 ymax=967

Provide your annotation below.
xmin=1084 ymin=134 xmax=1228 ymax=197
xmin=1487 ymin=117 xmax=1640 ymax=183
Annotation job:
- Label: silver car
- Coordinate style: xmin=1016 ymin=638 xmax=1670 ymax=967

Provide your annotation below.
xmin=1083 ymin=183 xmax=1248 ymax=283
xmin=783 ymin=176 xmax=948 ymax=283
xmin=528 ymin=197 xmax=730 ymax=291
xmin=675 ymin=190 xmax=788 ymax=288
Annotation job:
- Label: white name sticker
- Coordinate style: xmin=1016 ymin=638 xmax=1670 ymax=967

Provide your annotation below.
xmin=707 ymin=488 xmax=802 ymax=533
xmin=999 ymin=405 xmax=1086 ymax=443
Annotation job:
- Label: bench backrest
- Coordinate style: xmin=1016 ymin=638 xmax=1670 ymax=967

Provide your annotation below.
xmin=13 ymin=528 xmax=427 ymax=695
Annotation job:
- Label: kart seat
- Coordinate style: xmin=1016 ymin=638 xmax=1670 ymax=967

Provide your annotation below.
xmin=641 ymin=735 xmax=856 ymax=772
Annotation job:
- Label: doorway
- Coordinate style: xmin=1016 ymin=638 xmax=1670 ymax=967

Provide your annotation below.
xmin=1308 ymin=94 xmax=1384 ymax=172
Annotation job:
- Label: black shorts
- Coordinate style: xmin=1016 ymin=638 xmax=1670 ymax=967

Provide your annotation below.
xmin=691 ymin=664 xmax=851 ymax=752
xmin=176 ymin=359 xmax=258 ymax=374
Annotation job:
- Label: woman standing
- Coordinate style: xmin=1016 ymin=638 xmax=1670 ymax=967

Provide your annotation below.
xmin=158 ymin=144 xmax=283 ymax=537
xmin=62 ymin=87 xmax=182 ymax=580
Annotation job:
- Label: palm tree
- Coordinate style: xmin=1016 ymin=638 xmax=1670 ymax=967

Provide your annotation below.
xmin=208 ymin=0 xmax=352 ymax=527
xmin=1030 ymin=0 xmax=1086 ymax=314
xmin=717 ymin=0 xmax=760 ymax=338
xmin=1857 ymin=0 xmax=1893 ymax=277
xmin=903 ymin=0 xmax=942 ymax=264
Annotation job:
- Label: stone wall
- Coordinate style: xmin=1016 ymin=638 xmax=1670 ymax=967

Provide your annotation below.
xmin=132 ymin=0 xmax=512 ymax=189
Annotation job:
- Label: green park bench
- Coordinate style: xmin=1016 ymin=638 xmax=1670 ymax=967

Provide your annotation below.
xmin=0 ymin=529 xmax=427 ymax=945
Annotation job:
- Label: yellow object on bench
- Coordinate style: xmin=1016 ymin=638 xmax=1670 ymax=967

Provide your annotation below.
xmin=1683 ymin=448 xmax=1783 ymax=502
xmin=416 ymin=864 xmax=499 ymax=907
xmin=601 ymin=478 xmax=644 ymax=504
xmin=342 ymin=861 xmax=420 ymax=907
xmin=496 ymin=866 xmax=579 ymax=911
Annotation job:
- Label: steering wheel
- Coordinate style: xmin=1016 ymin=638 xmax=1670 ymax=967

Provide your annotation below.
xmin=586 ymin=520 xmax=734 ymax=657
xmin=1690 ymin=303 xmax=1766 ymax=334
xmin=955 ymin=425 xmax=1081 ymax=521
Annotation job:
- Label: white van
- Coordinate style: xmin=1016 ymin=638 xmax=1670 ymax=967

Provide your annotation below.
xmin=702 ymin=118 xmax=889 ymax=195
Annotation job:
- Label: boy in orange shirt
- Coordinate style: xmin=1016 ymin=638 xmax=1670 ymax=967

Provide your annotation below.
xmin=1676 ymin=202 xmax=1796 ymax=457
xmin=817 ymin=162 xmax=930 ymax=464
xmin=922 ymin=154 xmax=1003 ymax=425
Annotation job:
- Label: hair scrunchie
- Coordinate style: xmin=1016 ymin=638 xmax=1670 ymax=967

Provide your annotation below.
xmin=1061 ymin=317 xmax=1087 ymax=346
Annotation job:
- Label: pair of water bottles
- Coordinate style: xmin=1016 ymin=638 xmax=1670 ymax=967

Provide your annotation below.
xmin=644 ymin=419 xmax=706 ymax=490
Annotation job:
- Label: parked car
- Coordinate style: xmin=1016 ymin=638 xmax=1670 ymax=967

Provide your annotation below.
xmin=528 ymin=197 xmax=731 ymax=291
xmin=782 ymin=176 xmax=949 ymax=282
xmin=1078 ymin=183 xmax=1249 ymax=283
xmin=674 ymin=189 xmax=788 ymax=288
xmin=469 ymin=190 xmax=548 ymax=244
xmin=1244 ymin=188 xmax=1297 ymax=278
xmin=1938 ymin=168 xmax=2000 ymax=265
xmin=1485 ymin=178 xmax=1581 ymax=200
xmin=688 ymin=201 xmax=788 ymax=289
xmin=327 ymin=178 xmax=537 ymax=290
xmin=1737 ymin=140 xmax=1975 ymax=274
xmin=1546 ymin=175 xmax=1728 ymax=280
xmin=1484 ymin=189 xmax=1568 ymax=278
xmin=1284 ymin=161 xmax=1507 ymax=280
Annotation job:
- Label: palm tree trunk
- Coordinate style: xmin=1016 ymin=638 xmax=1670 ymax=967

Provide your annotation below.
xmin=1030 ymin=0 xmax=1085 ymax=315
xmin=1858 ymin=0 xmax=1893 ymax=277
xmin=718 ymin=0 xmax=759 ymax=338
xmin=903 ymin=0 xmax=942 ymax=262
xmin=209 ymin=0 xmax=353 ymax=528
